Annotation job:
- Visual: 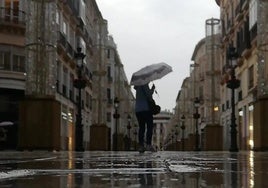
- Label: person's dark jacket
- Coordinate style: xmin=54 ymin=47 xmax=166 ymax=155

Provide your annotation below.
xmin=134 ymin=84 xmax=154 ymax=112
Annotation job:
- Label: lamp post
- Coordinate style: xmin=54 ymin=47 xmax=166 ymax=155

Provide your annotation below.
xmin=181 ymin=114 xmax=186 ymax=151
xmin=193 ymin=97 xmax=200 ymax=151
xmin=227 ymin=46 xmax=240 ymax=152
xmin=113 ymin=97 xmax=120 ymax=151
xmin=127 ymin=114 xmax=131 ymax=151
xmin=74 ymin=47 xmax=86 ymax=151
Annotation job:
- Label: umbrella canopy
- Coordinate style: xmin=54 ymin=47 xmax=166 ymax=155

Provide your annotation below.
xmin=130 ymin=62 xmax=172 ymax=86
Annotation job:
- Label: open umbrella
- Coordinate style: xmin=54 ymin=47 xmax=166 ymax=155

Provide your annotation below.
xmin=130 ymin=62 xmax=172 ymax=86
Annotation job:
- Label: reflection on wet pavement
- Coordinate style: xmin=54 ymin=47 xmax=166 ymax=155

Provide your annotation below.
xmin=0 ymin=151 xmax=268 ymax=187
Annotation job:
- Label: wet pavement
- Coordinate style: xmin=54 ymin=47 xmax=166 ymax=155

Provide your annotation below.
xmin=0 ymin=151 xmax=267 ymax=187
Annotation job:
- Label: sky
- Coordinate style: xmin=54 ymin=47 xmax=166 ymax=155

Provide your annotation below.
xmin=95 ymin=0 xmax=220 ymax=112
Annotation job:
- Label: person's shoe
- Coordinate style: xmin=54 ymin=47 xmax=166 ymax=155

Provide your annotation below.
xmin=138 ymin=145 xmax=145 ymax=153
xmin=146 ymin=145 xmax=156 ymax=152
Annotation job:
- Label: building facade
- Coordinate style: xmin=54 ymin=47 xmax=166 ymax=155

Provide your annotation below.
xmin=170 ymin=0 xmax=268 ymax=151
xmin=217 ymin=0 xmax=268 ymax=151
xmin=169 ymin=18 xmax=222 ymax=151
xmin=0 ymin=0 xmax=26 ymax=149
xmin=0 ymin=0 xmax=136 ymax=151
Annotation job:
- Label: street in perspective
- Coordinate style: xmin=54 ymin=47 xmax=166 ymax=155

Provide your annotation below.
xmin=2 ymin=0 xmax=268 ymax=188
xmin=0 ymin=150 xmax=267 ymax=187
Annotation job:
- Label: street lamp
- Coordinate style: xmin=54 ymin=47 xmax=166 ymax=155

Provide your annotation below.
xmin=74 ymin=47 xmax=86 ymax=151
xmin=127 ymin=114 xmax=131 ymax=151
xmin=193 ymin=97 xmax=200 ymax=151
xmin=227 ymin=46 xmax=240 ymax=152
xmin=113 ymin=97 xmax=120 ymax=151
xmin=181 ymin=114 xmax=186 ymax=151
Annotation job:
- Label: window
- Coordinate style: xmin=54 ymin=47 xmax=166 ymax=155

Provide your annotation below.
xmin=107 ymin=66 xmax=111 ymax=77
xmin=226 ymin=100 xmax=230 ymax=109
xmin=62 ymin=67 xmax=68 ymax=96
xmin=62 ymin=20 xmax=67 ymax=35
xmin=79 ymin=0 xmax=86 ymax=23
xmin=56 ymin=10 xmax=59 ymax=24
xmin=249 ymin=0 xmax=257 ymax=29
xmin=85 ymin=92 xmax=89 ymax=108
xmin=13 ymin=55 xmax=25 ymax=72
xmin=107 ymin=49 xmax=110 ymax=59
xmin=89 ymin=94 xmax=92 ymax=110
xmin=107 ymin=112 xmax=111 ymax=122
xmin=56 ymin=61 xmax=61 ymax=92
xmin=0 ymin=51 xmax=10 ymax=70
xmin=199 ymin=86 xmax=203 ymax=101
xmin=248 ymin=65 xmax=254 ymax=89
xmin=238 ymin=90 xmax=242 ymax=101
xmin=13 ymin=0 xmax=19 ymax=23
xmin=69 ymin=73 xmax=74 ymax=100
xmin=107 ymin=88 xmax=111 ymax=103
xmin=69 ymin=29 xmax=75 ymax=48
xmin=107 ymin=66 xmax=112 ymax=82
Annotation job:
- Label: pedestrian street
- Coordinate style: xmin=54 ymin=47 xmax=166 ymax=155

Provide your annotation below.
xmin=0 ymin=151 xmax=267 ymax=187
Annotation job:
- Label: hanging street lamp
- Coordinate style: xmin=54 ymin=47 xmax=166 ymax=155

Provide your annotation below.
xmin=193 ymin=97 xmax=201 ymax=151
xmin=113 ymin=97 xmax=120 ymax=151
xmin=74 ymin=47 xmax=86 ymax=151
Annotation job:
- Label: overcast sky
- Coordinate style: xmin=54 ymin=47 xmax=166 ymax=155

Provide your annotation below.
xmin=95 ymin=0 xmax=220 ymax=111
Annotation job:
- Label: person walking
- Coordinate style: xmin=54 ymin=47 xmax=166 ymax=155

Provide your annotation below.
xmin=134 ymin=83 xmax=156 ymax=153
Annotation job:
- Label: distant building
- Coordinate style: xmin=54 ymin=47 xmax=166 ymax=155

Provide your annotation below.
xmin=153 ymin=111 xmax=173 ymax=150
xmin=0 ymin=0 xmax=135 ymax=150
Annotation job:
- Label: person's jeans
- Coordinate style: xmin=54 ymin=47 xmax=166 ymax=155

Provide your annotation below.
xmin=136 ymin=111 xmax=154 ymax=146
